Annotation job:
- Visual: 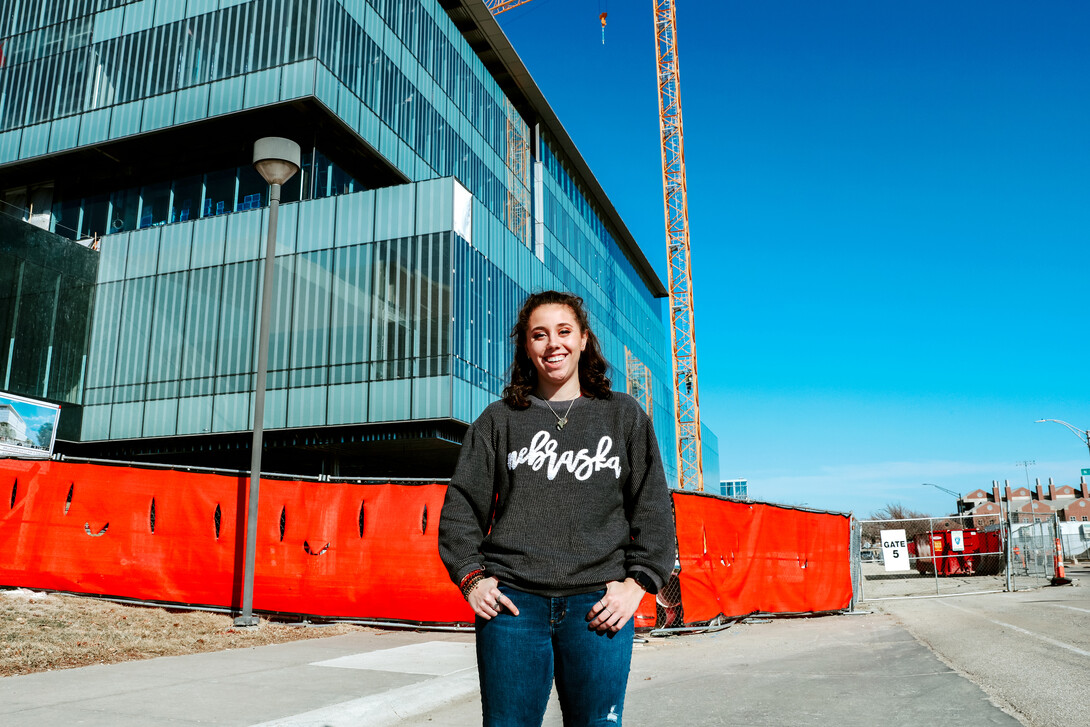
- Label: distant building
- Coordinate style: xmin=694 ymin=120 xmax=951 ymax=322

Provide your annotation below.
xmin=701 ymin=423 xmax=719 ymax=490
xmin=962 ymin=479 xmax=1090 ymax=526
xmin=0 ymin=403 xmax=29 ymax=442
xmin=721 ymin=478 xmax=748 ymax=499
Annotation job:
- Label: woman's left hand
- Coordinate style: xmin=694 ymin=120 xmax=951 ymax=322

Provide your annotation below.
xmin=586 ymin=578 xmax=647 ymax=633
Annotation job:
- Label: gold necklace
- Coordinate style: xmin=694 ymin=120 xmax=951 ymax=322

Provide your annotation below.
xmin=545 ymin=396 xmax=579 ymax=431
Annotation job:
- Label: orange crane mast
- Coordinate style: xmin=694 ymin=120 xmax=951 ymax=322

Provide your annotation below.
xmin=489 ymin=0 xmax=705 ymax=491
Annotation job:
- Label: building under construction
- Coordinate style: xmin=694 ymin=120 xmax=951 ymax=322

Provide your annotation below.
xmin=0 ymin=0 xmax=717 ymax=483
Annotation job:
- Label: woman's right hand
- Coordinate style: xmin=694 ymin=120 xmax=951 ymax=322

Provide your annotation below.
xmin=467 ymin=576 xmax=520 ymax=619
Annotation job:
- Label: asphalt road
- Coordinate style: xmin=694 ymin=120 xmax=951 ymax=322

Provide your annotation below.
xmin=875 ymin=563 xmax=1090 ymax=727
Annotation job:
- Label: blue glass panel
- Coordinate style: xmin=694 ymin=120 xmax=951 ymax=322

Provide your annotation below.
xmin=109 ymin=401 xmax=143 ymax=439
xmin=109 ymin=101 xmax=143 ymax=140
xmin=98 ymin=233 xmax=129 ymax=283
xmin=174 ymin=84 xmax=210 ymax=125
xmin=412 ymin=376 xmax=450 ymax=419
xmin=154 ymin=0 xmax=185 ymax=25
xmin=185 ymin=0 xmax=218 ymax=17
xmin=122 ymin=0 xmax=155 ymax=34
xmin=142 ymin=93 xmax=176 ymax=132
xmin=415 ymin=178 xmax=452 ymax=236
xmin=374 ymin=184 xmax=416 ymax=241
xmin=78 ymin=109 xmax=111 ymax=146
xmin=326 ymin=382 xmax=367 ymax=425
xmin=125 ymin=228 xmax=160 ymax=278
xmin=19 ymin=123 xmax=49 ymax=159
xmin=177 ymin=395 xmax=213 ymax=435
xmin=158 ymin=222 xmax=193 ymax=273
xmin=296 ymin=197 xmax=336 ymax=253
xmin=244 ymin=68 xmax=281 ymax=109
xmin=92 ymin=7 xmax=125 ymax=43
xmin=260 ymin=388 xmax=287 ymax=430
xmin=369 ymin=379 xmax=410 ymax=422
xmin=334 ymin=191 xmax=374 ymax=247
xmin=272 ymin=201 xmax=298 ymax=255
xmin=0 ymin=130 xmax=22 ymax=164
xmin=279 ymin=60 xmax=316 ymax=101
xmin=208 ymin=77 xmax=245 ymax=118
xmin=146 ymin=271 xmax=187 ymax=384
xmin=47 ymin=117 xmax=80 ymax=153
xmin=224 ymin=208 xmax=262 ymax=263
xmin=287 ymin=386 xmax=326 ymax=427
xmin=212 ymin=392 xmax=250 ymax=432
xmin=143 ymin=398 xmax=178 ymax=437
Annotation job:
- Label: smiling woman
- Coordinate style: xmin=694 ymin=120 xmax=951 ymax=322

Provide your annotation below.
xmin=438 ymin=290 xmax=675 ymax=727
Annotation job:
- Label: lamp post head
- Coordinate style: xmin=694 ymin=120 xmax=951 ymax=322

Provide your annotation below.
xmin=253 ymin=137 xmax=301 ymax=186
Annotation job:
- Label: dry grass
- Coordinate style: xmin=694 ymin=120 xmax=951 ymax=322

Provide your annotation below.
xmin=0 ymin=588 xmax=370 ymax=677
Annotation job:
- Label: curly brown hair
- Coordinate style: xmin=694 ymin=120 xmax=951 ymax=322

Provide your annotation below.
xmin=502 ymin=291 xmax=612 ymax=409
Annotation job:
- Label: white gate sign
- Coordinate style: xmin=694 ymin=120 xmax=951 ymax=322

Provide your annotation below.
xmin=950 ymin=530 xmax=964 ymax=552
xmin=880 ymin=529 xmax=910 ymax=572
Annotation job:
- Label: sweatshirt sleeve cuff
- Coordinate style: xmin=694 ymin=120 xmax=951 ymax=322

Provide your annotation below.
xmin=625 ymin=564 xmax=663 ymax=595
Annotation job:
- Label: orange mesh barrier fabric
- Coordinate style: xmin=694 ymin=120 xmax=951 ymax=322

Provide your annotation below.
xmin=672 ymin=492 xmax=852 ymax=623
xmin=0 ymin=459 xmax=471 ymax=623
xmin=1 ymin=461 xmax=851 ymax=625
xmin=251 ymin=480 xmax=468 ymax=621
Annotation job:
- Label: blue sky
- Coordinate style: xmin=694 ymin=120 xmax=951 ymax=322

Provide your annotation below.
xmin=494 ymin=0 xmax=1090 ymax=516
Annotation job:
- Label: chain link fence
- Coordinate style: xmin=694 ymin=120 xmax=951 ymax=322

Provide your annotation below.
xmin=853 ymin=514 xmax=1067 ymax=601
xmin=854 ymin=516 xmax=1007 ymax=600
xmin=1008 ymin=519 xmax=1060 ymax=591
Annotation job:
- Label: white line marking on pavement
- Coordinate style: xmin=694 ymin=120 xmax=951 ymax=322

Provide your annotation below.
xmin=311 ymin=641 xmax=476 ymax=676
xmin=940 ymin=600 xmax=1090 ymax=657
xmin=1051 ymin=604 xmax=1090 ymax=614
xmin=247 ymin=667 xmax=479 ymax=727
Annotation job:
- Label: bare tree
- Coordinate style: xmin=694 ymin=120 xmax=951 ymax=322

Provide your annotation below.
xmin=861 ymin=503 xmax=933 ymax=545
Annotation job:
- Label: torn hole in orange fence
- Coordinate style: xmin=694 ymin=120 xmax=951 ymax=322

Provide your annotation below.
xmin=84 ymin=522 xmax=108 ymax=537
xmin=304 ymin=541 xmax=329 ymax=556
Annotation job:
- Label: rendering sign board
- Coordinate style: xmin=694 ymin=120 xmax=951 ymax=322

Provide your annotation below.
xmin=880 ymin=528 xmax=910 ymax=572
xmin=0 ymin=391 xmax=59 ymax=459
xmin=950 ymin=530 xmax=964 ymax=552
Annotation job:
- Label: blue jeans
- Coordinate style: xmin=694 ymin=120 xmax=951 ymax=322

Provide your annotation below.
xmin=476 ymin=585 xmax=633 ymax=727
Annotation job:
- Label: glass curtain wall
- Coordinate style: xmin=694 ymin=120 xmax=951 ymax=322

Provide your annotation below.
xmin=2 ymin=0 xmax=529 ymax=245
xmin=81 ymin=193 xmax=452 ymax=441
xmin=0 ymin=215 xmax=97 ymax=405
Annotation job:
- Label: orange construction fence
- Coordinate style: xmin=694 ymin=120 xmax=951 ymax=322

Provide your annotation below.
xmin=671 ymin=492 xmax=853 ymax=622
xmin=0 ymin=459 xmax=851 ymax=625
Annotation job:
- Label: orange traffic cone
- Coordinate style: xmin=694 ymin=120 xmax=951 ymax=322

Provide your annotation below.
xmin=1052 ymin=537 xmax=1071 ymax=586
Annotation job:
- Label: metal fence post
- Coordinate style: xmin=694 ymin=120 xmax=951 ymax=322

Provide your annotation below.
xmin=1003 ymin=517 xmax=1013 ymax=592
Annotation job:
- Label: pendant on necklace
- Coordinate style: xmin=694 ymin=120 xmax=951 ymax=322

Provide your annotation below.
xmin=556 ymin=418 xmax=567 ymax=431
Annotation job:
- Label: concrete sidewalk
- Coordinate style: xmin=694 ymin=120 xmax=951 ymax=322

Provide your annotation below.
xmin=0 ymin=612 xmax=1023 ymax=727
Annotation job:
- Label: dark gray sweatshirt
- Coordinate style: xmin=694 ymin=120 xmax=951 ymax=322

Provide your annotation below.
xmin=438 ymin=392 xmax=676 ymax=597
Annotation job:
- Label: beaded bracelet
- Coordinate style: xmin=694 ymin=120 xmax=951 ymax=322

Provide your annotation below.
xmin=459 ymin=569 xmax=485 ymax=600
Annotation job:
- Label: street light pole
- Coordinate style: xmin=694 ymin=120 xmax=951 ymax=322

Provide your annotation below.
xmin=1035 ymin=419 xmax=1090 ymax=460
xmin=235 ymin=137 xmax=301 ymax=628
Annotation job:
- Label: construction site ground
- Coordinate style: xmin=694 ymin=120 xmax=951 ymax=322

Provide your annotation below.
xmin=1 ymin=564 xmax=1086 ymax=727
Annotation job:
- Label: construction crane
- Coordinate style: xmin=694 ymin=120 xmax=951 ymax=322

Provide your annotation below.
xmin=488 ymin=0 xmax=705 ymax=490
